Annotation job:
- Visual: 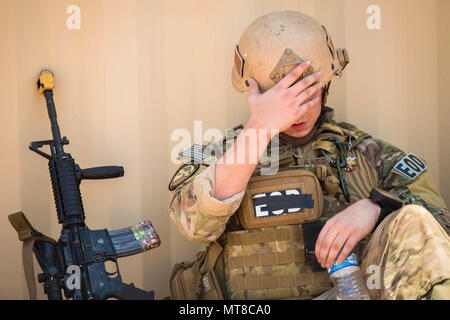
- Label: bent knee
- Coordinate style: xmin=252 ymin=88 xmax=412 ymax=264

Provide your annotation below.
xmin=394 ymin=204 xmax=434 ymax=221
xmin=387 ymin=204 xmax=445 ymax=236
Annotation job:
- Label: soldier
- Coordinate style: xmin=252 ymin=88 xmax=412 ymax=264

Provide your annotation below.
xmin=168 ymin=11 xmax=450 ymax=300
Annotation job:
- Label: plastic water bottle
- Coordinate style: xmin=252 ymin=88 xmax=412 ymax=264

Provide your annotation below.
xmin=328 ymin=251 xmax=371 ymax=300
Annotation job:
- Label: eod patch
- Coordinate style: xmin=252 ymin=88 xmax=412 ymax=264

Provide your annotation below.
xmin=252 ymin=189 xmax=314 ymax=218
xmin=392 ymin=152 xmax=427 ymax=181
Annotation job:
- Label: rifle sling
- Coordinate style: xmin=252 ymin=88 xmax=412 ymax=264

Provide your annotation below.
xmin=8 ymin=211 xmax=56 ymax=300
xmin=22 ymin=239 xmax=37 ymax=300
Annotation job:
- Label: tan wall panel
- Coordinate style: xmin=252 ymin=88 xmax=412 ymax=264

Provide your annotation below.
xmin=0 ymin=0 xmax=448 ymax=299
xmin=438 ymin=0 xmax=450 ymax=206
xmin=0 ymin=1 xmax=27 ymax=299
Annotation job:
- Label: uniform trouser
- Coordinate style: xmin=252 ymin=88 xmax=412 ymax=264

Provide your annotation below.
xmin=359 ymin=204 xmax=450 ymax=300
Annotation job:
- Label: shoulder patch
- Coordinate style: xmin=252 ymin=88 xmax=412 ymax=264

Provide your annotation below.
xmin=320 ymin=120 xmax=371 ymax=148
xmin=392 ymin=153 xmax=427 ymax=181
xmin=321 ymin=122 xmax=345 ymax=136
xmin=337 ymin=121 xmax=371 ymax=145
xmin=312 ymin=140 xmax=336 ymax=153
xmin=168 ymin=163 xmax=200 ymax=191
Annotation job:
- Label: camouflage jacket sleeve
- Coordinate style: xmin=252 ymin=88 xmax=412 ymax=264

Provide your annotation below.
xmin=168 ymin=160 xmax=246 ymax=244
xmin=356 ymin=137 xmax=450 ymax=233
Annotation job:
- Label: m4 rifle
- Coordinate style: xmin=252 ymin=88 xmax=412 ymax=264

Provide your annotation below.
xmin=9 ymin=69 xmax=160 ymax=300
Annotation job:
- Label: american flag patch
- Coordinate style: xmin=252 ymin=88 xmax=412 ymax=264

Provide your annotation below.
xmin=178 ymin=144 xmax=209 ymax=163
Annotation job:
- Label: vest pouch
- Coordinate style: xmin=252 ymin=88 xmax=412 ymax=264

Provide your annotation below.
xmin=170 ymin=241 xmax=226 ymax=300
xmin=238 ymin=170 xmax=323 ymax=229
xmin=225 ymin=225 xmax=331 ymax=300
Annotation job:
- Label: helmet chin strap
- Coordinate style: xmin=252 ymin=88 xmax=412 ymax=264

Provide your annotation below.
xmin=315 ymin=81 xmax=334 ymax=129
xmin=321 ymin=81 xmax=331 ymax=106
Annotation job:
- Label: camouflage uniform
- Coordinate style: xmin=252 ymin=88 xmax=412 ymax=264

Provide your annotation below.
xmin=169 ymin=109 xmax=450 ymax=300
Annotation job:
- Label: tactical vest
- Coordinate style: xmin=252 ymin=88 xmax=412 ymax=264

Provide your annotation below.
xmin=222 ymin=120 xmax=374 ymax=300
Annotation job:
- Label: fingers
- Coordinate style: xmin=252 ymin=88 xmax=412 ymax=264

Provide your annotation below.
xmin=290 ymin=71 xmax=322 ymax=97
xmin=295 ymin=81 xmax=322 ymax=107
xmin=324 ymin=232 xmax=350 ymax=269
xmin=336 ymin=236 xmax=358 ymax=265
xmin=315 ymin=218 xmax=359 ymax=269
xmin=293 ymin=96 xmax=320 ymax=120
xmin=315 ymin=222 xmax=330 ymax=260
xmin=247 ymin=77 xmax=260 ymax=96
xmin=277 ymin=60 xmax=312 ymax=89
xmin=247 ymin=78 xmax=261 ymax=107
xmin=316 ymin=225 xmax=339 ymax=268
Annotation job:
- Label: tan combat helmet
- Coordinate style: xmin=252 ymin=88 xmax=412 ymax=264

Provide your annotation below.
xmin=232 ymin=11 xmax=349 ymax=104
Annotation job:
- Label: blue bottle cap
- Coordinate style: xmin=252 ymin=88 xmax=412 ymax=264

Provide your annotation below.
xmin=328 ymin=251 xmax=359 ymax=275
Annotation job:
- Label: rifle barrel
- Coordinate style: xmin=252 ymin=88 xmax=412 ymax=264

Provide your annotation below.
xmin=43 ymin=90 xmax=64 ymax=155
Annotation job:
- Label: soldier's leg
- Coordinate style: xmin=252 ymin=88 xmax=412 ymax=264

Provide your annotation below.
xmin=358 ymin=204 xmax=450 ymax=300
xmin=430 ymin=280 xmax=450 ymax=300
